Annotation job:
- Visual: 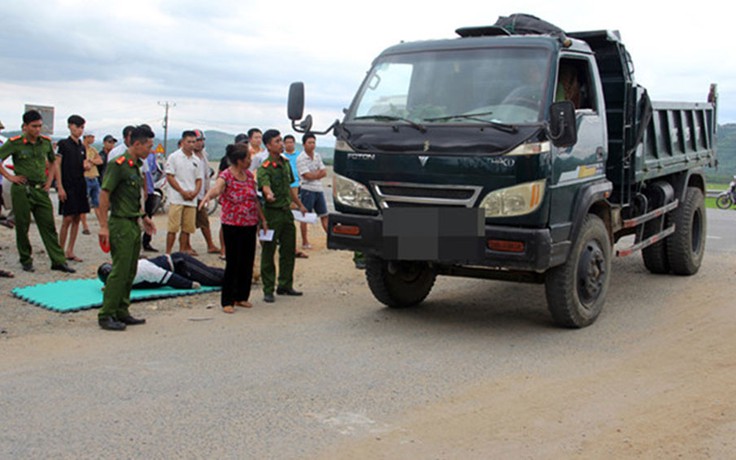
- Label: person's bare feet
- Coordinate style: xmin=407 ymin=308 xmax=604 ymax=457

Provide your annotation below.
xmin=235 ymin=300 xmax=253 ymax=308
xmin=222 ymin=306 xmax=235 ymax=314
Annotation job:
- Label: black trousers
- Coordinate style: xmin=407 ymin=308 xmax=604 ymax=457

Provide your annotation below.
xmin=142 ymin=193 xmax=157 ymax=248
xmin=170 ymin=252 xmax=224 ymax=286
xmin=221 ymin=224 xmax=257 ymax=307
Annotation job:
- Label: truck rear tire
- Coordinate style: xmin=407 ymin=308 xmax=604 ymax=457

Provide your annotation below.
xmin=545 ymin=214 xmax=611 ymax=328
xmin=642 ymin=241 xmax=670 ymax=274
xmin=365 ymin=257 xmax=436 ymax=308
xmin=666 ymin=187 xmax=705 ymax=275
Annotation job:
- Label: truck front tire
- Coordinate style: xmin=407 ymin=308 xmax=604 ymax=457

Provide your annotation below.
xmin=545 ymin=215 xmax=611 ymax=328
xmin=365 ymin=257 xmax=436 ymax=308
xmin=667 ymin=187 xmax=706 ymax=275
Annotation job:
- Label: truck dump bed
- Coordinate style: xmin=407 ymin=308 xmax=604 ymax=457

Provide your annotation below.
xmin=569 ymin=30 xmax=716 ymax=204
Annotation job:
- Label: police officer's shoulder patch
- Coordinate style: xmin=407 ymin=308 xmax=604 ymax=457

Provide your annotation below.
xmin=9 ymin=135 xmax=21 ymax=142
xmin=115 ymin=156 xmax=126 ymax=165
xmin=40 ymin=135 xmax=52 ymax=141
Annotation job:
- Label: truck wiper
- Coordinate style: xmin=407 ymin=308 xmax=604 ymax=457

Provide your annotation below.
xmin=424 ymin=112 xmax=519 ymax=133
xmin=353 ymin=115 xmax=427 ymax=133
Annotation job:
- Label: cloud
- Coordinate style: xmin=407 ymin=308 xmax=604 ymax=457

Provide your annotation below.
xmin=1 ymin=0 xmax=733 ymax=140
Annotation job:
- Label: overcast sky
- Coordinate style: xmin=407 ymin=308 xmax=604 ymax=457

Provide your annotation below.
xmin=1 ymin=0 xmax=732 ymax=142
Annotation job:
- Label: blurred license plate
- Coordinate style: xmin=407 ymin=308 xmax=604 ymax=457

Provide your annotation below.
xmin=382 ymin=208 xmax=484 ymax=261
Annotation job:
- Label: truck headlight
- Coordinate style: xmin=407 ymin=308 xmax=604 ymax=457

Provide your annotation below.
xmin=505 ymin=141 xmax=550 ymax=156
xmin=479 ymin=180 xmax=545 ymax=217
xmin=333 ymin=174 xmax=378 ymax=210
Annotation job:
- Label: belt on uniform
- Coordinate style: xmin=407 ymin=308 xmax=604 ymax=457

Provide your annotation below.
xmin=110 ymin=215 xmax=141 ymax=221
xmin=14 ymin=181 xmax=46 ymax=190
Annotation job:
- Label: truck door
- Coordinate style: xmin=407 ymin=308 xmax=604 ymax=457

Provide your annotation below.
xmin=549 ymin=56 xmax=607 ymax=229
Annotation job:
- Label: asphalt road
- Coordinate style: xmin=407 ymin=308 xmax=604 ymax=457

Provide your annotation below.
xmin=0 ymin=209 xmax=734 ymax=458
xmin=706 ymin=208 xmax=736 ymax=252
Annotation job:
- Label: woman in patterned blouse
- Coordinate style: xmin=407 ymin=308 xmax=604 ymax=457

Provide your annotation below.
xmin=200 ymin=143 xmax=266 ymax=313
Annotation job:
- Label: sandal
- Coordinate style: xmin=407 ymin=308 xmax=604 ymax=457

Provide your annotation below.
xmin=302 ymin=244 xmax=313 ymax=250
xmin=66 ymin=255 xmax=84 ymax=262
xmin=0 ymin=269 xmax=14 ymax=278
xmin=235 ymin=300 xmax=253 ymax=308
xmin=295 ymin=251 xmax=309 ymax=259
xmin=222 ymin=306 xmax=235 ymax=314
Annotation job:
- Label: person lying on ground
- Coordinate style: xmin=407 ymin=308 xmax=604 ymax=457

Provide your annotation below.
xmin=97 ymin=252 xmax=224 ymax=290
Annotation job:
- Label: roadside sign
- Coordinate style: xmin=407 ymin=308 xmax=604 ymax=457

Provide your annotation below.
xmin=155 ymin=143 xmax=165 ymax=154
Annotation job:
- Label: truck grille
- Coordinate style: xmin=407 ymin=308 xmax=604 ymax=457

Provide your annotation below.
xmin=372 ymin=182 xmax=482 ymax=209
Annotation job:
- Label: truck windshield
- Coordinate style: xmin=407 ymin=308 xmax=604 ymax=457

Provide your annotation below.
xmin=348 ymin=47 xmax=552 ymax=126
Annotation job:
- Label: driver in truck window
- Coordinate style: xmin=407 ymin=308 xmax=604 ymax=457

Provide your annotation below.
xmin=556 ymin=64 xmax=582 ymax=109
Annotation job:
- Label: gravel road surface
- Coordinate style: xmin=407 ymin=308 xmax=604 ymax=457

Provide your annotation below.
xmin=1 ymin=206 xmax=734 ymax=459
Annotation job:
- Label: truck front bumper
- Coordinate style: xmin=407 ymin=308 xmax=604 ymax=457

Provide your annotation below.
xmin=327 ymin=213 xmax=570 ymax=273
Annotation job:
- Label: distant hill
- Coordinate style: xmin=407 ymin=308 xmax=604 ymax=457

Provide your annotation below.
xmin=2 ymin=128 xmax=335 ymax=163
xmin=196 ymin=130 xmax=335 ymax=163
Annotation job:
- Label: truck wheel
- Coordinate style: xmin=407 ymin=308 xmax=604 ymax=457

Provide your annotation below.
xmin=667 ymin=187 xmax=706 ymax=275
xmin=545 ymin=215 xmax=611 ymax=328
xmin=641 ymin=210 xmax=670 ymax=274
xmin=365 ymin=257 xmax=436 ymax=308
xmin=642 ymin=241 xmax=670 ymax=274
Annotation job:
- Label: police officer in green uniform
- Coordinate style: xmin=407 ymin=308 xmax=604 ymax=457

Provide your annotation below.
xmin=0 ymin=110 xmax=75 ymax=273
xmin=97 ymin=125 xmax=156 ymax=331
xmin=257 ymin=129 xmax=307 ymax=303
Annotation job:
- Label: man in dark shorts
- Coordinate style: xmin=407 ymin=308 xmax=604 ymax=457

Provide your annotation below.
xmin=57 ymin=114 xmax=91 ymax=262
xmin=296 ymin=132 xmax=329 ymax=249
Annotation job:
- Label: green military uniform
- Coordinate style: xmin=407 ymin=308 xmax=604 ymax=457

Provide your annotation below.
xmin=98 ymin=152 xmax=144 ymax=321
xmin=257 ymin=154 xmax=297 ymax=295
xmin=0 ymin=134 xmax=66 ymax=267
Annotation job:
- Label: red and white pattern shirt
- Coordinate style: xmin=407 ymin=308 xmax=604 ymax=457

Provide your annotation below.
xmin=219 ymin=168 xmax=259 ymax=227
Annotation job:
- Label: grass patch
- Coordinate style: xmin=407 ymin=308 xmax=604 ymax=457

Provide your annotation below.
xmin=705 ymin=196 xmax=735 ymax=210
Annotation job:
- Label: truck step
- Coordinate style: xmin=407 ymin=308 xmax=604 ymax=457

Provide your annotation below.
xmin=621 ymin=200 xmax=679 ymax=229
xmin=616 ymin=225 xmax=675 ymax=257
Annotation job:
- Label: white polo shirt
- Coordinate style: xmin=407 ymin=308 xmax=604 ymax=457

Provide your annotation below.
xmin=165 ymin=149 xmax=201 ymax=207
xmin=297 ymin=151 xmax=326 ymax=192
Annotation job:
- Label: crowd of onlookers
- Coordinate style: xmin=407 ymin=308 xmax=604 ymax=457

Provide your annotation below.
xmin=0 ymin=111 xmax=332 ymax=329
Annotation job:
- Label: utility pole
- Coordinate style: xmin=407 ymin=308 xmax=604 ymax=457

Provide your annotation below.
xmin=158 ymin=101 xmax=176 ymax=155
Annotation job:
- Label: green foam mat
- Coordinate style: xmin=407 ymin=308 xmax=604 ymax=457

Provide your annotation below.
xmin=12 ymin=278 xmax=220 ymax=313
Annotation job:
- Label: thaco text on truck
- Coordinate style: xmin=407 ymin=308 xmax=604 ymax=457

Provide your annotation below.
xmin=288 ymin=17 xmax=717 ymax=328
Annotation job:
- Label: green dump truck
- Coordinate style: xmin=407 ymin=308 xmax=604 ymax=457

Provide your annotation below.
xmin=288 ymin=22 xmax=717 ymax=328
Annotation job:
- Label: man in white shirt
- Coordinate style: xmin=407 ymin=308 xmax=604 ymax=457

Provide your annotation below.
xmin=296 ymin=133 xmax=329 ymax=249
xmin=107 ymin=126 xmax=134 ymax=163
xmin=192 ymin=129 xmax=220 ymax=254
xmin=164 ymin=130 xmax=201 ymax=254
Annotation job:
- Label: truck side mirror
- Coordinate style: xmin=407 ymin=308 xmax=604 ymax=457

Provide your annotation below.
xmin=288 ymin=82 xmax=305 ymax=121
xmin=287 ymin=81 xmax=340 ymax=135
xmin=548 ymin=101 xmax=577 ymax=148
